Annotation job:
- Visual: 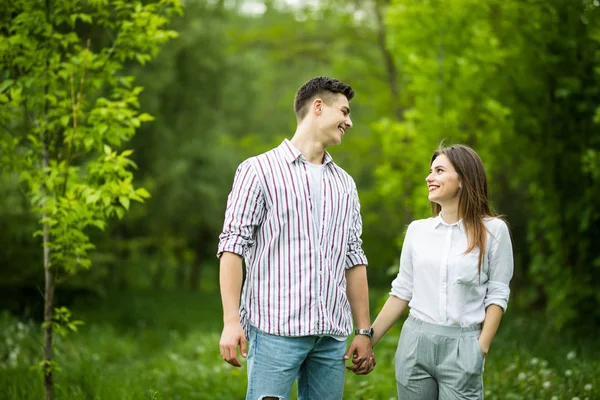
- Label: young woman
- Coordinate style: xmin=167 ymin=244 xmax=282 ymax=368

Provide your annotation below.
xmin=371 ymin=144 xmax=513 ymax=399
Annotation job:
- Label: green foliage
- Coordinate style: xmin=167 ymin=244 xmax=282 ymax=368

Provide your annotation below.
xmin=1 ymin=0 xmax=599 ymax=348
xmin=43 ymin=306 xmax=84 ymax=339
xmin=379 ymin=0 xmax=600 ymax=329
xmin=0 ymin=0 xmax=182 ymax=392
xmin=0 ymin=294 xmax=598 ymax=399
xmin=99 ymin=0 xmax=246 ymax=291
xmin=0 ymin=0 xmax=180 ymax=276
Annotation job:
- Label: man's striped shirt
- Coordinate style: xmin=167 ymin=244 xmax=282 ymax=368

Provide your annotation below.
xmin=217 ymin=139 xmax=368 ymax=338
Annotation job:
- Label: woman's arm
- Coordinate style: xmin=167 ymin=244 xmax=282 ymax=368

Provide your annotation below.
xmin=371 ymin=223 xmax=416 ymax=347
xmin=480 ymin=219 xmax=514 ymax=356
xmin=371 ymin=296 xmax=409 ymax=347
xmin=479 ymin=304 xmax=503 ymax=356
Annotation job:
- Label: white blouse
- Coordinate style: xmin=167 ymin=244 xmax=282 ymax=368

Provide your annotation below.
xmin=390 ymin=216 xmax=514 ymax=327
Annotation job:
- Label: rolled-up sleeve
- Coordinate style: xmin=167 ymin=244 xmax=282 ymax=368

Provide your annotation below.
xmin=484 ymin=220 xmax=514 ymax=311
xmin=217 ymin=160 xmax=265 ymax=259
xmin=345 ymin=183 xmax=369 ymax=269
xmin=390 ymin=222 xmax=415 ymax=301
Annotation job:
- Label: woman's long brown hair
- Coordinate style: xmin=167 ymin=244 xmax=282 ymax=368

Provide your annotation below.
xmin=430 ymin=144 xmax=496 ymax=274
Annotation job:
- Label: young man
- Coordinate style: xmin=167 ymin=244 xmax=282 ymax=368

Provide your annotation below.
xmin=217 ymin=77 xmax=374 ymax=400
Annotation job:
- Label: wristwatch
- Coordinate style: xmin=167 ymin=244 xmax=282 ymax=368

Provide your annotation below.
xmin=354 ymin=327 xmax=374 ymax=338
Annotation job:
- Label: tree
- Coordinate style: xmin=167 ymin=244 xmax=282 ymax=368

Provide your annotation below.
xmin=0 ymin=0 xmax=181 ymax=398
xmin=379 ymin=0 xmax=600 ymax=329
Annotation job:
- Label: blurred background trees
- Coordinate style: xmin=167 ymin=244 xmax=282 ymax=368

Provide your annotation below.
xmin=1 ymin=0 xmax=599 ymax=334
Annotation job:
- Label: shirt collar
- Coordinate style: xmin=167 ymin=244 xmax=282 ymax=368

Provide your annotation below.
xmin=279 ymin=139 xmax=334 ymax=165
xmin=432 ymin=215 xmax=464 ymax=232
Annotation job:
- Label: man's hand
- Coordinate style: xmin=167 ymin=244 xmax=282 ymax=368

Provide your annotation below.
xmin=219 ymin=321 xmax=247 ymax=367
xmin=344 ymin=334 xmax=375 ymax=375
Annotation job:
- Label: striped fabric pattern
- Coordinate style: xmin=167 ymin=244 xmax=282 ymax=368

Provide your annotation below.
xmin=217 ymin=139 xmax=368 ymax=338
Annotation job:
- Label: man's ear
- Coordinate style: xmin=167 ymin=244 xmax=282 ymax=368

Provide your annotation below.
xmin=313 ymin=98 xmax=323 ymax=116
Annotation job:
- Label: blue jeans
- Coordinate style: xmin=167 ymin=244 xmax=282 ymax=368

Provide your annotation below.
xmin=246 ymin=325 xmax=347 ymax=400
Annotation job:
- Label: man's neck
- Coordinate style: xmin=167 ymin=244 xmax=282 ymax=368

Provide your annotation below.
xmin=290 ymin=128 xmax=326 ymax=165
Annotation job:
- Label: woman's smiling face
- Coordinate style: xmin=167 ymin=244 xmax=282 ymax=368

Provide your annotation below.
xmin=426 ymin=154 xmax=461 ymax=205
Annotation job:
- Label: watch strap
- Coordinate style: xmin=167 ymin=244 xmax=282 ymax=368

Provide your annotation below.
xmin=354 ymin=328 xmax=374 ymax=338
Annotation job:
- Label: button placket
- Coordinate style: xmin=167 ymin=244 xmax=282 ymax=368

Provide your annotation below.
xmin=439 ymin=226 xmax=452 ymax=323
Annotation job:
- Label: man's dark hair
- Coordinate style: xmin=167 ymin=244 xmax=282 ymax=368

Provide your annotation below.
xmin=294 ymin=77 xmax=354 ymax=121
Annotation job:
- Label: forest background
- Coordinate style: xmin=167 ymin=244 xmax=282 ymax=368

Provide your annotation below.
xmin=1 ymin=0 xmax=599 ymax=399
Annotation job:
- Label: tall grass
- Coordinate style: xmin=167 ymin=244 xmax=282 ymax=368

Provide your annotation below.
xmin=0 ymin=290 xmax=597 ymax=399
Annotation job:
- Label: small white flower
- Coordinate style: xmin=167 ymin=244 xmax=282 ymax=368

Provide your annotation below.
xmin=567 ymin=350 xmax=576 ymax=360
xmin=543 ymin=381 xmax=551 ymax=389
xmin=565 ymin=369 xmax=573 ymax=377
xmin=584 ymin=384 xmax=593 ymax=391
xmin=541 ymin=360 xmax=548 ymax=368
xmin=530 ymin=357 xmax=539 ymax=365
xmin=518 ymin=372 xmax=527 ymax=381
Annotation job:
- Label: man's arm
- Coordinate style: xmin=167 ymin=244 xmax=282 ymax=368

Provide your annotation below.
xmin=219 ymin=252 xmax=246 ymax=367
xmin=344 ymin=265 xmax=374 ymax=375
xmin=217 ymin=160 xmax=265 ymax=367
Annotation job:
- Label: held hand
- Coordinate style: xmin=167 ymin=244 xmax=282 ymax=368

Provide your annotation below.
xmin=219 ymin=322 xmax=247 ymax=367
xmin=345 ymin=335 xmax=375 ymax=375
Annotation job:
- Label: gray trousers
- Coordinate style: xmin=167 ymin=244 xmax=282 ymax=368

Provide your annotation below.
xmin=395 ymin=315 xmax=485 ymax=400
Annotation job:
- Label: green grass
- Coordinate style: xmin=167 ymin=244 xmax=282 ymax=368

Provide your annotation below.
xmin=0 ymin=290 xmax=598 ymax=400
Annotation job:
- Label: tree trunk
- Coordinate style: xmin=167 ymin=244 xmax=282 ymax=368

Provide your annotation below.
xmin=42 ymin=0 xmax=54 ymax=391
xmin=42 ymin=130 xmax=54 ymax=400
xmin=175 ymin=249 xmax=187 ymax=290
xmin=189 ymin=231 xmax=210 ymax=291
xmin=43 ymin=247 xmax=54 ymax=400
xmin=373 ymin=0 xmax=403 ymax=121
xmin=189 ymin=262 xmax=202 ymax=292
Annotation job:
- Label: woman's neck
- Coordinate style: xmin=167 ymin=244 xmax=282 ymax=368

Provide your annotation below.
xmin=439 ymin=204 xmax=460 ymax=224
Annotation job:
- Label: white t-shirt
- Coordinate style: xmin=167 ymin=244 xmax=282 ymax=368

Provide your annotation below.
xmin=304 ymin=159 xmax=346 ymax=341
xmin=304 ymin=160 xmax=324 ymax=233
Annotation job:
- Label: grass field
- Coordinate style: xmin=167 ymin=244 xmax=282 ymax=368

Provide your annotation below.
xmin=0 ymin=290 xmax=598 ymax=400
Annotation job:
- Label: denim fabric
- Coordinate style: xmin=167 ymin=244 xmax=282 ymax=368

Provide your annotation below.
xmin=246 ymin=325 xmax=347 ymax=400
